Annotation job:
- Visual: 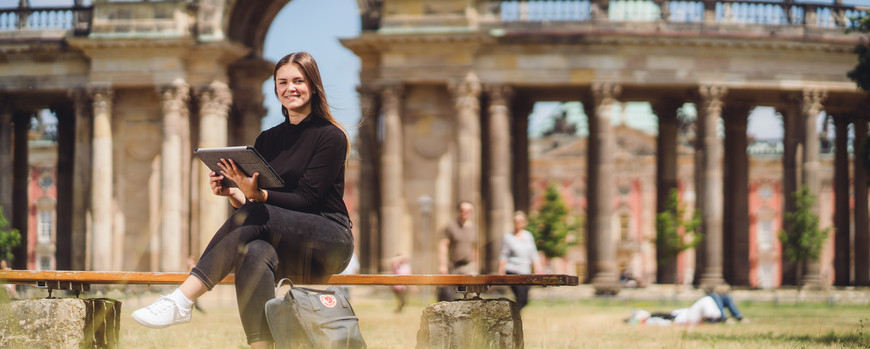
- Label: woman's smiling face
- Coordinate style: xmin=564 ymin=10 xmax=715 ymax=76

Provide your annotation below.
xmin=275 ymin=63 xmax=312 ymax=117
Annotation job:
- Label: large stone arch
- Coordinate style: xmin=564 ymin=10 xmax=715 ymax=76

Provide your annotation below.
xmin=226 ymin=0 xmax=291 ymax=57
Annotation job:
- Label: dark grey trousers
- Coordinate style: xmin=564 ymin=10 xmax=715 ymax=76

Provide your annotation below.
xmin=190 ymin=202 xmax=354 ymax=344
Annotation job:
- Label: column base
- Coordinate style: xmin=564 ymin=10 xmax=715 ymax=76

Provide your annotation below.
xmin=590 ymin=272 xmax=621 ymax=295
xmin=697 ymin=273 xmax=727 ymax=292
xmin=800 ymin=274 xmax=826 ymax=290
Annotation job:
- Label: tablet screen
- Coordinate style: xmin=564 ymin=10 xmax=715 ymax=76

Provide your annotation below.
xmin=194 ymin=146 xmax=285 ymax=188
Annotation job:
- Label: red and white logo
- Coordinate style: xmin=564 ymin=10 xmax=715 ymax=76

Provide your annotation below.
xmin=320 ymin=295 xmax=337 ymax=308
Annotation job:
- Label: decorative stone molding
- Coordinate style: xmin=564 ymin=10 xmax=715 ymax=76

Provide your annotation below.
xmin=450 ymin=72 xmax=482 ymax=111
xmin=698 ymin=85 xmax=727 ymax=117
xmin=160 ymin=79 xmax=191 ymax=121
xmin=88 ymin=86 xmax=114 ymax=120
xmin=198 ymin=80 xmax=232 ymax=119
xmin=486 ymin=84 xmax=514 ymax=111
xmin=592 ymin=82 xmax=622 ymax=104
xmin=801 ymin=88 xmax=827 ymax=116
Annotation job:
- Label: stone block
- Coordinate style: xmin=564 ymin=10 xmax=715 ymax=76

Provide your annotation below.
xmin=0 ymin=298 xmax=121 ymax=348
xmin=416 ymin=298 xmax=522 ymax=349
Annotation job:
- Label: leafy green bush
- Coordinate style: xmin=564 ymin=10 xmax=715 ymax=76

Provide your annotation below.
xmin=0 ymin=206 xmax=21 ymax=264
xmin=527 ymin=183 xmax=582 ymax=259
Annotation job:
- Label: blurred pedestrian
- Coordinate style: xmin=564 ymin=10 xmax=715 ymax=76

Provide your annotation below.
xmin=498 ymin=211 xmax=542 ymax=310
xmin=437 ymin=201 xmax=478 ymax=301
xmin=390 ymin=253 xmax=411 ymax=313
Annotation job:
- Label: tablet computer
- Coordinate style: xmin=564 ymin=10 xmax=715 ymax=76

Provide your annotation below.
xmin=194 ymin=146 xmax=285 ymax=188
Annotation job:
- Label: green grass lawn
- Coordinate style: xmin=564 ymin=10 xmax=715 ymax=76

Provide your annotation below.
xmin=119 ymin=287 xmax=870 ymax=348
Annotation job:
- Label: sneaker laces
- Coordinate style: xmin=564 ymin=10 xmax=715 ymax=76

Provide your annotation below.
xmin=146 ymin=296 xmax=178 ymax=315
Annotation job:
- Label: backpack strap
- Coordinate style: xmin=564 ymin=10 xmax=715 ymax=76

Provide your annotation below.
xmin=275 ymin=278 xmax=295 ymax=300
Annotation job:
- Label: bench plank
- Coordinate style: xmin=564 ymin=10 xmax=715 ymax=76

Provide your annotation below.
xmin=0 ymin=270 xmax=578 ymax=287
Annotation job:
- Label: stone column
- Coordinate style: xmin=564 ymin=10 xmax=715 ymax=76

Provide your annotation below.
xmin=159 ymin=80 xmax=190 ymax=272
xmin=833 ymin=114 xmax=851 ymax=286
xmin=0 ymin=101 xmax=11 ymax=218
xmin=70 ymin=90 xmax=91 ymax=271
xmin=196 ymin=81 xmax=232 ymax=255
xmin=380 ymin=84 xmax=403 ymax=271
xmin=696 ymin=85 xmax=727 ymax=290
xmin=11 ymin=111 xmax=29 ymax=269
xmin=777 ymin=95 xmax=801 ymax=285
xmin=587 ymin=82 xmax=621 ymax=295
xmin=723 ymin=103 xmax=752 ymax=286
xmin=53 ymin=102 xmax=75 ymax=270
xmin=485 ymin=85 xmax=514 ymax=275
xmin=854 ymin=116 xmax=869 ymax=286
xmin=511 ymin=100 xmax=533 ymax=215
xmin=651 ymin=98 xmax=682 ymax=284
xmin=89 ymin=87 xmax=114 ymax=271
xmin=229 ymin=58 xmax=272 ymax=146
xmin=357 ymin=86 xmax=380 ymax=273
xmin=800 ymin=88 xmax=826 ymax=288
xmin=450 ymin=73 xmax=482 ymax=207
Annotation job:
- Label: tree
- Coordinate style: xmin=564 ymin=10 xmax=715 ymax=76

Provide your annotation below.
xmin=654 ymin=188 xmax=702 ymax=284
xmin=0 ymin=206 xmax=21 ymax=264
xmin=778 ymin=186 xmax=830 ymax=283
xmin=848 ymin=13 xmax=870 ymax=91
xmin=527 ymin=183 xmax=582 ymax=259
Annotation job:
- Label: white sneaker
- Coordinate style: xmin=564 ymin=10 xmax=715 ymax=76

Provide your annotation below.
xmin=132 ymin=295 xmax=191 ymax=328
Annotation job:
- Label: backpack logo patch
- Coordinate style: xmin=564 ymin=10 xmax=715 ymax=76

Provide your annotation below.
xmin=320 ymin=295 xmax=337 ymax=308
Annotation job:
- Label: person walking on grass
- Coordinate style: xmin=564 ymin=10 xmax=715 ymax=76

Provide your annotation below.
xmin=437 ymin=201 xmax=478 ymax=301
xmin=132 ymin=51 xmax=354 ymax=349
xmin=498 ymin=211 xmax=542 ymax=310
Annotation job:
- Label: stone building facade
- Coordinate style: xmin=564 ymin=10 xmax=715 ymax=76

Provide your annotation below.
xmin=528 ymin=103 xmax=840 ymax=289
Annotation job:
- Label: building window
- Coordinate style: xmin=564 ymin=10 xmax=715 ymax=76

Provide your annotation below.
xmin=620 ymin=214 xmax=630 ymax=241
xmin=758 ymin=220 xmax=773 ymax=252
xmin=38 ymin=210 xmax=52 ymax=244
xmin=39 ymin=256 xmax=51 ymax=271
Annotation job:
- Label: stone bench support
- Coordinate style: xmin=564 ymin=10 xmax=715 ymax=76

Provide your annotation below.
xmin=0 ymin=298 xmax=120 ymax=348
xmin=416 ymin=298 xmax=522 ymax=349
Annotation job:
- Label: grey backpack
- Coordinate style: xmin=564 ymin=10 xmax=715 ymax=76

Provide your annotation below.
xmin=265 ymin=278 xmax=366 ymax=349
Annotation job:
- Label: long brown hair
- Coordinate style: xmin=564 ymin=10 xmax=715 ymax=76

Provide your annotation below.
xmin=273 ymin=52 xmax=350 ymax=159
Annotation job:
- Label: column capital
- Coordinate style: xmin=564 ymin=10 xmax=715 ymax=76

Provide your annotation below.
xmin=379 ymin=83 xmax=404 ymax=111
xmin=449 ymin=72 xmax=482 ymax=108
xmin=485 ymin=84 xmax=514 ymax=107
xmin=159 ymin=79 xmax=191 ymax=114
xmin=197 ymin=80 xmax=232 ymax=118
xmin=698 ymin=85 xmax=727 ymax=101
xmin=357 ymin=85 xmax=380 ymax=127
xmin=801 ymin=88 xmax=827 ymax=115
xmin=591 ymin=82 xmax=622 ymax=103
xmin=697 ymin=85 xmax=728 ymax=118
xmin=87 ymin=85 xmax=114 ymax=115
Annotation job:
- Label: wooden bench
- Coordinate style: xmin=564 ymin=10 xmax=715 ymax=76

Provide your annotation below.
xmin=0 ymin=270 xmax=579 ymax=297
xmin=0 ymin=270 xmax=578 ymax=348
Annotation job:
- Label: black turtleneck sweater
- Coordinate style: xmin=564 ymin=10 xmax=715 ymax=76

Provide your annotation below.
xmin=254 ymin=114 xmax=350 ymax=227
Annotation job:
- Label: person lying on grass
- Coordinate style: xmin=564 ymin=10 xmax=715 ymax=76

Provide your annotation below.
xmin=626 ymin=290 xmax=747 ymax=326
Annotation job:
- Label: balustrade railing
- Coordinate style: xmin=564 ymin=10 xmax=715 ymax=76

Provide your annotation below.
xmin=0 ymin=6 xmax=92 ymax=35
xmin=490 ymin=0 xmax=869 ymax=29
